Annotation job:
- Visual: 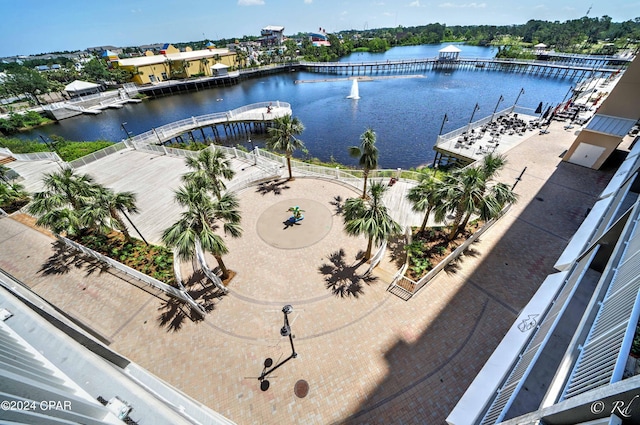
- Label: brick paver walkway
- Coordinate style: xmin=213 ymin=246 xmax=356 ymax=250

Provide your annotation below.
xmin=0 ymin=119 xmax=625 ymax=424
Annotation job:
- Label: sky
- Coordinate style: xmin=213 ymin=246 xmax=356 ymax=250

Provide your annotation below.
xmin=1 ymin=0 xmax=638 ymax=58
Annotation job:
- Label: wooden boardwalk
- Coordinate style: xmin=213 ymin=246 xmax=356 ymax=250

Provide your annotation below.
xmin=127 ymin=101 xmax=292 ymax=147
xmin=299 ymin=57 xmax=625 ymax=79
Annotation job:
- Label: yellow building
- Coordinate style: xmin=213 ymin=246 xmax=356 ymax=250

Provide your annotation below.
xmin=115 ymin=44 xmax=237 ymax=85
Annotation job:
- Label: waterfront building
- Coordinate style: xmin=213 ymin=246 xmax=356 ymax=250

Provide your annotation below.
xmin=309 ymin=28 xmax=330 ymax=47
xmin=115 ymin=46 xmax=237 ymax=85
xmin=563 ymin=56 xmax=640 ymax=169
xmin=448 ymin=55 xmax=640 ymax=425
xmin=260 ymin=25 xmax=285 ymax=46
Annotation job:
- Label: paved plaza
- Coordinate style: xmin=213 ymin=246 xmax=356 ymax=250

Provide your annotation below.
xmin=0 ymin=118 xmax=630 ymax=424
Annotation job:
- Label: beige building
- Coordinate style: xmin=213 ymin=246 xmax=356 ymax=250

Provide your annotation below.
xmin=115 ymin=44 xmax=237 ymax=85
xmin=563 ymin=56 xmax=640 ymax=169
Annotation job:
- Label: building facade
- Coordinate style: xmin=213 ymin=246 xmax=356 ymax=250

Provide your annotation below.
xmin=115 ymin=44 xmax=237 ymax=85
xmin=448 ymin=56 xmax=640 ymax=425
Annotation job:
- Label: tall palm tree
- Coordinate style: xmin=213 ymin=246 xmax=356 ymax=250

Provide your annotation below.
xmin=27 ymin=168 xmax=96 ymax=235
xmin=266 ymin=114 xmax=305 ymax=181
xmin=162 ymin=182 xmax=242 ymax=288
xmin=406 ymin=176 xmax=443 ymax=234
xmin=349 ymin=128 xmax=379 ymax=198
xmin=343 ymin=181 xmax=401 ymax=261
xmin=183 ymin=147 xmax=235 ymax=200
xmin=434 ymin=153 xmax=517 ymax=241
xmin=81 ymin=184 xmax=139 ymax=243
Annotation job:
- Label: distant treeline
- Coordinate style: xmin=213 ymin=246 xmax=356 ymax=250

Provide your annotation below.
xmin=340 ymin=16 xmax=640 ymax=53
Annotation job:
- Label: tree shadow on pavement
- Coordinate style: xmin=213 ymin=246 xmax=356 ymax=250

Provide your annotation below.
xmin=318 ymin=248 xmax=377 ymax=298
xmin=330 ymin=195 xmax=344 ymax=216
xmin=157 ymin=270 xmax=227 ymax=332
xmin=385 ymin=234 xmax=407 ymax=269
xmin=256 ymin=179 xmax=291 ymax=196
xmin=39 ymin=240 xmax=108 ymax=277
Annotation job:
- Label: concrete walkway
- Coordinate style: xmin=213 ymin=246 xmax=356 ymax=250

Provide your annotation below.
xmin=0 ymin=118 xmax=629 ymax=424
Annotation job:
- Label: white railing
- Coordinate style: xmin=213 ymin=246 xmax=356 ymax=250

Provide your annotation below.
xmin=435 ymin=106 xmax=517 ymax=147
xmin=129 ymin=101 xmax=291 ymax=148
xmin=57 ymin=236 xmax=206 ymax=317
xmin=366 ymin=240 xmax=387 ymax=275
xmin=7 ymin=151 xmax=62 ymax=162
xmin=68 ymin=142 xmax=128 ymax=168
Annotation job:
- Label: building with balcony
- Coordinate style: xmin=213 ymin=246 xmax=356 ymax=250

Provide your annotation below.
xmin=448 ymin=55 xmax=640 ymax=425
xmin=114 ymin=45 xmax=236 ymax=85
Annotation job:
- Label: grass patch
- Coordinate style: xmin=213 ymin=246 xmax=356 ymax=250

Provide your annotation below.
xmin=0 ymin=136 xmax=113 ymax=162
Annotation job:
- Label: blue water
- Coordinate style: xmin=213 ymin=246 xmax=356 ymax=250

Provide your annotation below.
xmin=21 ymin=44 xmax=576 ymax=169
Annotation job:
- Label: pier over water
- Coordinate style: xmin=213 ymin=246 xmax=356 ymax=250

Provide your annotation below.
xmin=300 ymin=55 xmax=628 ymax=79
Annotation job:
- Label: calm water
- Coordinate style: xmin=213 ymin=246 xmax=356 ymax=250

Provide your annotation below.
xmin=23 ymin=44 xmax=576 ymax=169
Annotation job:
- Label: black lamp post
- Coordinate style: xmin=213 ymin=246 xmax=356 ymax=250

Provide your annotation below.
xmin=439 ymin=113 xmax=449 ymax=136
xmin=514 ymin=88 xmax=525 ymax=106
xmin=491 ymin=95 xmax=504 ymax=121
xmin=39 ymin=135 xmax=63 ymax=169
xmin=258 ymin=305 xmax=297 ymax=391
xmin=467 ymin=102 xmax=480 ymax=132
xmin=121 ymin=122 xmax=132 ymax=140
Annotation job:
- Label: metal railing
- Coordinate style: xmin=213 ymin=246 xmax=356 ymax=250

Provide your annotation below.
xmin=68 ymin=142 xmax=128 ymax=168
xmin=1 ymin=149 xmax=62 ymax=163
xmin=129 ymin=101 xmax=291 ymax=148
xmin=57 ymin=236 xmax=206 ymax=317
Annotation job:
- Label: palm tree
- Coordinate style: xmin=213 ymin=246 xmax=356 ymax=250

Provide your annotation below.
xmin=266 ymin=114 xmax=305 ymax=181
xmin=0 ymin=180 xmax=29 ymax=212
xmin=343 ymin=181 xmax=401 ymax=261
xmin=349 ymin=128 xmax=379 ymax=198
xmin=200 ymin=57 xmax=210 ymax=74
xmin=162 ymin=182 xmax=242 ymax=288
xmin=183 ymin=147 xmax=235 ymax=200
xmin=406 ymin=176 xmax=443 ymax=234
xmin=81 ymin=184 xmax=139 ymax=243
xmin=434 ymin=153 xmax=517 ymax=241
xmin=27 ymin=168 xmax=96 ymax=235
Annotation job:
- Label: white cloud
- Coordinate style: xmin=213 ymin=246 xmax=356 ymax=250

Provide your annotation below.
xmin=238 ymin=0 xmax=265 ymax=5
xmin=304 ymin=0 xmax=313 ymax=3
xmin=439 ymin=2 xmax=487 ymax=8
xmin=409 ymin=0 xmax=422 ymax=6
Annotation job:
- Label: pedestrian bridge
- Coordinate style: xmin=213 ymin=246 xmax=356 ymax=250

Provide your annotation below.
xmin=127 ymin=101 xmax=291 ymax=148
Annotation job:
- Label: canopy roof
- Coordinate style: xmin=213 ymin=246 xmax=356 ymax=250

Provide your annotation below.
xmin=211 ymin=63 xmax=229 ymax=69
xmin=64 ymin=80 xmax=100 ymax=92
xmin=439 ymin=45 xmax=461 ymax=53
xmin=534 ymin=43 xmax=548 ymax=48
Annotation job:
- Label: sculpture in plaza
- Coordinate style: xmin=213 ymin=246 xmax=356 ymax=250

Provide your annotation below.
xmin=287 ymin=206 xmax=305 ymax=222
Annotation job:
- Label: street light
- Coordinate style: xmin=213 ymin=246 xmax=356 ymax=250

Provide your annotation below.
xmin=467 ymin=102 xmax=480 ymax=132
xmin=514 ymin=88 xmax=525 ymax=106
xmin=248 ymin=132 xmax=256 ymax=165
xmin=121 ymin=122 xmax=132 ymax=140
xmin=491 ymin=95 xmax=504 ymax=121
xmin=258 ymin=305 xmax=298 ymax=391
xmin=439 ymin=113 xmax=449 ymax=136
